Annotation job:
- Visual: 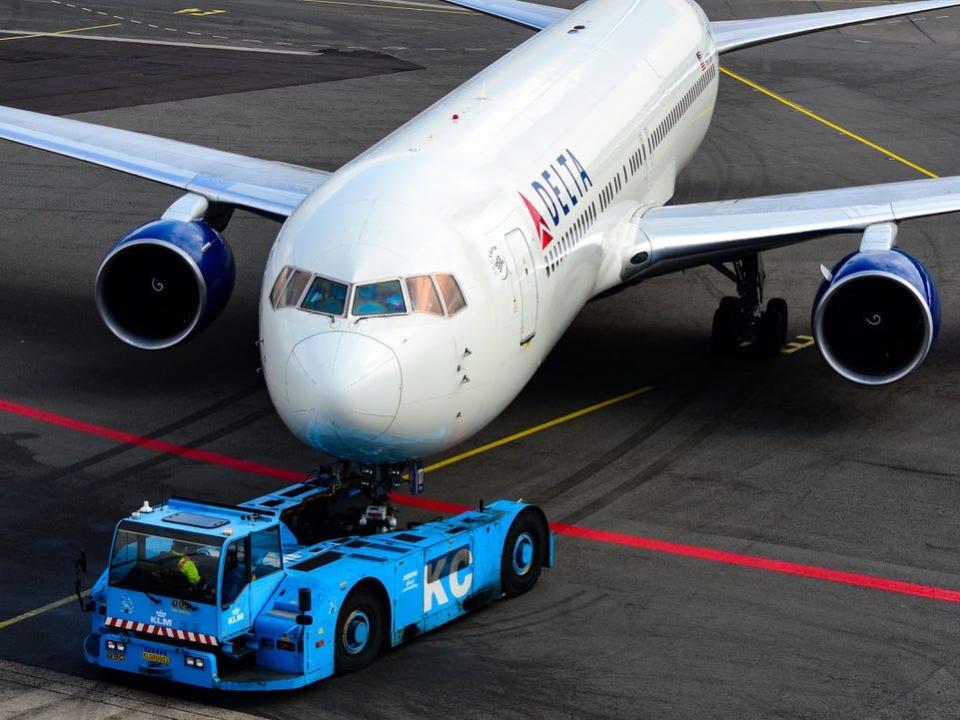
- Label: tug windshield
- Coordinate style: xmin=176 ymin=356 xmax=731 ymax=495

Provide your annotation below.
xmin=109 ymin=522 xmax=222 ymax=605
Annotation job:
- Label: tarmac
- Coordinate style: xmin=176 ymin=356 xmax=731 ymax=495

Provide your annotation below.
xmin=3 ymin=0 xmax=960 ymax=717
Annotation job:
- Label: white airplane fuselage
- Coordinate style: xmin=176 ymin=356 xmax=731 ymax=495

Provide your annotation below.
xmin=260 ymin=0 xmax=718 ymax=462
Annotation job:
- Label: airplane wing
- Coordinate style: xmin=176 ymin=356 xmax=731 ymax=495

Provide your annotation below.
xmin=0 ymin=105 xmax=331 ymax=219
xmin=622 ymin=176 xmax=960 ymax=280
xmin=436 ymin=0 xmax=960 ymax=52
xmin=711 ymin=0 xmax=960 ymax=53
xmin=435 ymin=0 xmax=566 ymax=29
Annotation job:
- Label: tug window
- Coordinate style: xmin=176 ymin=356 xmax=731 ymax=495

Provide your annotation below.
xmin=301 ymin=276 xmax=349 ymax=316
xmin=406 ymin=276 xmax=444 ymax=315
xmin=271 ymin=266 xmax=311 ymax=309
xmin=436 ymin=274 xmax=466 ymax=316
xmin=250 ymin=528 xmax=282 ymax=580
xmin=353 ymin=280 xmax=407 ymax=316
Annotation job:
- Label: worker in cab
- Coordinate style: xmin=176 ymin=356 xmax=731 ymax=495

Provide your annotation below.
xmin=171 ymin=541 xmax=201 ymax=586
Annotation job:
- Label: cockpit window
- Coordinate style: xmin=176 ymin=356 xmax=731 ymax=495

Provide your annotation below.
xmin=271 ymin=266 xmax=311 ymax=309
xmin=406 ymin=276 xmax=443 ymax=315
xmin=301 ymin=276 xmax=349 ymax=316
xmin=269 ymin=266 xmax=295 ymax=306
xmin=435 ymin=274 xmax=466 ymax=315
xmin=353 ymin=280 xmax=407 ymax=316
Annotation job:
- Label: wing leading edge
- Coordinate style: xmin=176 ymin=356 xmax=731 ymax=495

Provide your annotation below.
xmin=0 ymin=105 xmax=330 ymax=219
xmin=623 ymin=177 xmax=960 ymax=281
xmin=435 ymin=0 xmax=960 ymax=53
xmin=712 ymin=0 xmax=960 ymax=53
xmin=435 ymin=0 xmax=566 ymax=29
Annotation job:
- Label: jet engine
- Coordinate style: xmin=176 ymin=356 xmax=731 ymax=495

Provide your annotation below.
xmin=95 ymin=218 xmax=235 ymax=350
xmin=813 ymin=246 xmax=939 ymax=385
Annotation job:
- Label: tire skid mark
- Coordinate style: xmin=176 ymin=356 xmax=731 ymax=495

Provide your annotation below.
xmin=98 ymin=405 xmax=278 ymax=484
xmin=29 ymin=383 xmax=262 ymax=484
xmin=558 ymin=366 xmax=770 ymax=526
xmin=533 ymin=369 xmax=715 ymax=507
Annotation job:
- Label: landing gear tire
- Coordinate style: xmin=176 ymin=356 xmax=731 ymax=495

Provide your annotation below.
xmin=711 ymin=296 xmax=739 ymax=355
xmin=501 ymin=509 xmax=548 ymax=598
xmin=335 ymin=587 xmax=385 ymax=673
xmin=758 ymin=298 xmax=788 ymax=356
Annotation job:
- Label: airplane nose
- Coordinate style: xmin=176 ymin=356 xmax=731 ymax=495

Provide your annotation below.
xmin=285 ymin=332 xmax=402 ymax=442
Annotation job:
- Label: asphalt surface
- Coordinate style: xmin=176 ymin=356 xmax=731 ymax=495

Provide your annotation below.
xmin=3 ymin=0 xmax=960 ymax=717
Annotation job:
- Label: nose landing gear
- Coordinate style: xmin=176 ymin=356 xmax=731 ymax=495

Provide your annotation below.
xmin=710 ymin=253 xmax=788 ymax=356
xmin=288 ymin=460 xmax=424 ymax=542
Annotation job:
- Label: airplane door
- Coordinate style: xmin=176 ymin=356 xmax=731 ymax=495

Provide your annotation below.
xmin=503 ymin=228 xmax=538 ymax=344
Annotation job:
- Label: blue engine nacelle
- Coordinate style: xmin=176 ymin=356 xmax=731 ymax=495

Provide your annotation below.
xmin=812 ymin=248 xmax=940 ymax=385
xmin=95 ymin=219 xmax=235 ymax=350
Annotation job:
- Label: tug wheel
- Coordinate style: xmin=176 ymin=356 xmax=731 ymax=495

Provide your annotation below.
xmin=501 ymin=509 xmax=548 ymax=598
xmin=335 ymin=587 xmax=384 ymax=673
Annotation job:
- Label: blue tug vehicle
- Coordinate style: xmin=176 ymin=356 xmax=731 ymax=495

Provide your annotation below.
xmin=76 ymin=467 xmax=553 ymax=691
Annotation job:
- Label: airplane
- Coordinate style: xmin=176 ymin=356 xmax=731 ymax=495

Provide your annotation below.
xmin=2 ymin=0 xmax=960 ymax=521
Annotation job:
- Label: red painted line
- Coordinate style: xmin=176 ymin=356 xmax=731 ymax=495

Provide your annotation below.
xmin=3 ymin=398 xmax=960 ymax=604
xmin=390 ymin=494 xmax=470 ymax=515
xmin=550 ymin=523 xmax=960 ymax=604
xmin=0 ymin=400 xmax=303 ymax=482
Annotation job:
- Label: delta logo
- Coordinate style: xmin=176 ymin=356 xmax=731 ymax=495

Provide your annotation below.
xmin=519 ymin=148 xmax=593 ymax=250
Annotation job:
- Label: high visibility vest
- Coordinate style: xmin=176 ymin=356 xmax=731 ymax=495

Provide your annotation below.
xmin=177 ymin=556 xmax=201 ymax=585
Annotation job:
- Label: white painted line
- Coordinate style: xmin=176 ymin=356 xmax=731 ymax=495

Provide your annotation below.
xmin=186 ymin=31 xmax=202 ymax=35
xmin=129 ymin=19 xmax=140 ymax=23
xmin=212 ymin=34 xmax=229 ymax=38
xmin=854 ymin=38 xmax=871 ymax=42
xmin=22 ymin=31 xmax=320 ymax=53
xmin=241 ymin=38 xmax=263 ymax=43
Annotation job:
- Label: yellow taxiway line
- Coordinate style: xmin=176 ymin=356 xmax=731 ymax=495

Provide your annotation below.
xmin=425 ymin=386 xmax=654 ymax=473
xmin=0 ymin=591 xmax=89 ymax=632
xmin=0 ymin=22 xmax=122 ymax=42
xmin=719 ymin=66 xmax=940 ymax=179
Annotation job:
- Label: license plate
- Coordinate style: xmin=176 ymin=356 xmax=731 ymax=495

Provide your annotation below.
xmin=142 ymin=651 xmax=170 ymax=665
xmin=106 ymin=652 xmax=125 ymax=662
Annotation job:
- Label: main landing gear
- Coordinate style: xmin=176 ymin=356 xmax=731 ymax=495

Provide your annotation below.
xmin=284 ymin=460 xmax=425 ymax=544
xmin=710 ymin=254 xmax=788 ymax=356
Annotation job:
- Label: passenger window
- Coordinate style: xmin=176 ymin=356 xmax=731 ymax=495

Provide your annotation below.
xmin=406 ymin=276 xmax=443 ymax=315
xmin=353 ymin=280 xmax=407 ymax=316
xmin=271 ymin=267 xmax=310 ymax=309
xmin=436 ymin=274 xmax=466 ymax=316
xmin=221 ymin=538 xmax=249 ymax=605
xmin=250 ymin=528 xmax=282 ymax=580
xmin=301 ymin=276 xmax=349 ymax=316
